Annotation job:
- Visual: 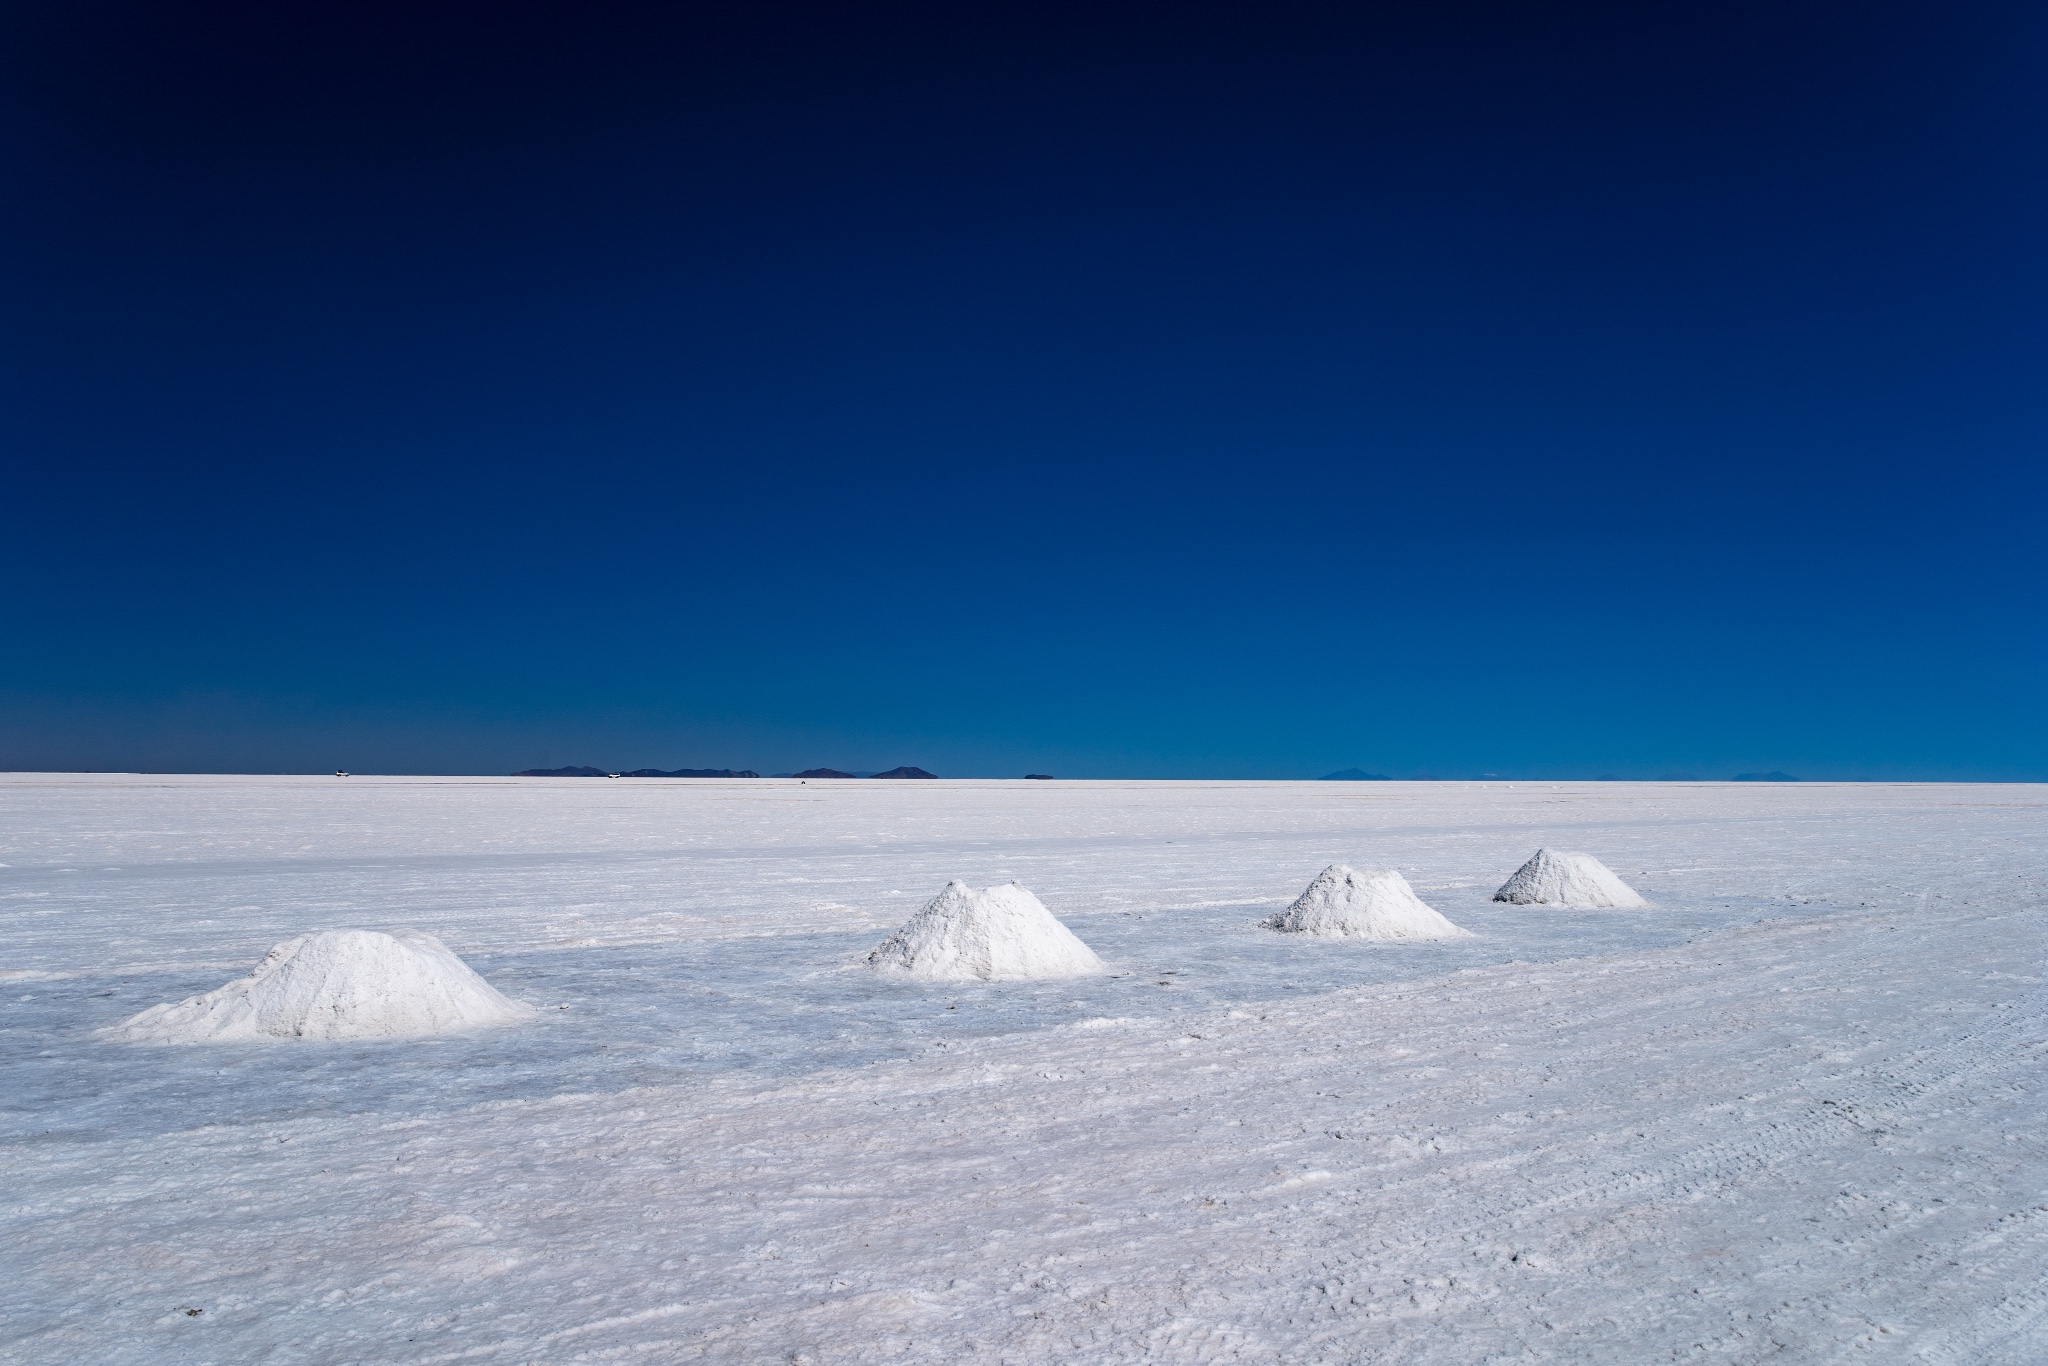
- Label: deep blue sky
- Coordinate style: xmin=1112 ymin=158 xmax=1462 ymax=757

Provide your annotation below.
xmin=2 ymin=1 xmax=2043 ymax=779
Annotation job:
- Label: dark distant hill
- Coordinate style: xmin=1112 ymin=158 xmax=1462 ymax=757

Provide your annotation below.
xmin=1320 ymin=768 xmax=1390 ymax=781
xmin=871 ymin=766 xmax=937 ymax=779
xmin=512 ymin=765 xmax=608 ymax=777
xmin=621 ymin=768 xmax=761 ymax=778
xmin=793 ymin=768 xmax=856 ymax=779
xmin=1733 ymin=771 xmax=1800 ymax=782
xmin=1024 ymin=774 xmax=1055 ymax=780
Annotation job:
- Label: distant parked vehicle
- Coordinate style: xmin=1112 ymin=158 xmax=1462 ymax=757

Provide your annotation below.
xmin=335 ymin=771 xmax=349 ymax=777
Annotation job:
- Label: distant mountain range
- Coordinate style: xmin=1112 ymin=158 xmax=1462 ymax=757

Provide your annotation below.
xmin=510 ymin=765 xmax=1804 ymax=782
xmin=511 ymin=765 xmax=937 ymax=779
xmin=511 ymin=766 xmax=759 ymax=778
xmin=1314 ymin=768 xmax=1803 ymax=782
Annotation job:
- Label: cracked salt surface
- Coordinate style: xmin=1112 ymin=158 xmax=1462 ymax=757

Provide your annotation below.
xmin=2 ymin=774 xmax=2045 ymax=1362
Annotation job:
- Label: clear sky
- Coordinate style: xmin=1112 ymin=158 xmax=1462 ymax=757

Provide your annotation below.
xmin=3 ymin=1 xmax=2043 ymax=779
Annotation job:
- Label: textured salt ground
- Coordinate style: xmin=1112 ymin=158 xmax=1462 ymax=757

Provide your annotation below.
xmin=2 ymin=776 xmax=2045 ymax=1363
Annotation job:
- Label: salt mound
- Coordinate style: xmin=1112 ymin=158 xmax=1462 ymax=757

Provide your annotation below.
xmin=104 ymin=929 xmax=537 ymax=1043
xmin=1492 ymin=849 xmax=1648 ymax=909
xmin=1264 ymin=865 xmax=1472 ymax=940
xmin=866 ymin=881 xmax=1106 ymax=981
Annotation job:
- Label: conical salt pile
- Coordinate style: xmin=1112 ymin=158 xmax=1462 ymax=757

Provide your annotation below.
xmin=866 ymin=881 xmax=1106 ymax=981
xmin=1264 ymin=864 xmax=1471 ymax=940
xmin=1492 ymin=849 xmax=1648 ymax=908
xmin=103 ymin=929 xmax=538 ymax=1043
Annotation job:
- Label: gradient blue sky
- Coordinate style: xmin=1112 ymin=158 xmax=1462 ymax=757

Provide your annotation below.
xmin=3 ymin=1 xmax=2043 ymax=779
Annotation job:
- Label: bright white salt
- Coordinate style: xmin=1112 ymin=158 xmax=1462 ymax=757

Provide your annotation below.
xmin=11 ymin=777 xmax=2045 ymax=1364
xmin=866 ymin=881 xmax=1106 ymax=981
xmin=104 ymin=929 xmax=537 ymax=1043
xmin=1264 ymin=864 xmax=1472 ymax=940
xmin=1492 ymin=848 xmax=1649 ymax=908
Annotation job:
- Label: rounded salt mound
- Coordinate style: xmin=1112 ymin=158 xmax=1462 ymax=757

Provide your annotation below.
xmin=866 ymin=881 xmax=1106 ymax=981
xmin=103 ymin=929 xmax=537 ymax=1043
xmin=1264 ymin=865 xmax=1472 ymax=940
xmin=1492 ymin=848 xmax=1648 ymax=909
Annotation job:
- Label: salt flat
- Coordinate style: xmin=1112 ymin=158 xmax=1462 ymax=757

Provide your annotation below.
xmin=2 ymin=775 xmax=2044 ymax=1363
